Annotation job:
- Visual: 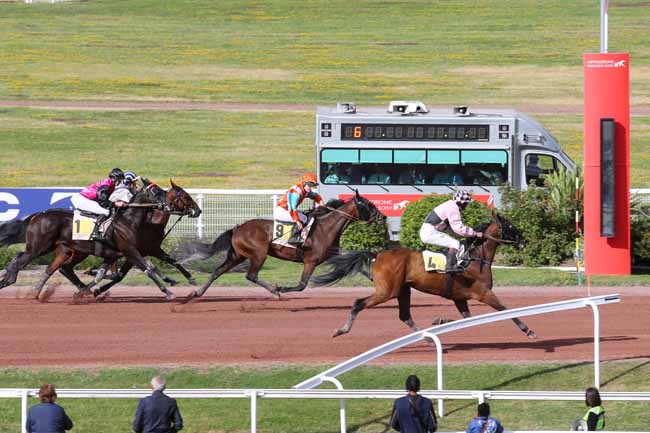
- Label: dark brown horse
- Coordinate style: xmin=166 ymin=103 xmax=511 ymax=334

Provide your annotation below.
xmin=0 ymin=180 xmax=201 ymax=299
xmin=173 ymin=191 xmax=385 ymax=298
xmin=311 ymin=212 xmax=537 ymax=338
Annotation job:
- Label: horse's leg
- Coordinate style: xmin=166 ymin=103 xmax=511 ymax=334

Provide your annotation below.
xmin=122 ymin=247 xmax=175 ymax=300
xmin=479 ymin=290 xmax=537 ymax=339
xmin=334 ymin=287 xmax=395 ymax=337
xmin=93 ymin=261 xmax=134 ymax=298
xmin=244 ymin=254 xmax=280 ymax=297
xmin=155 ymin=249 xmax=197 ymax=285
xmin=276 ymin=261 xmax=317 ymax=293
xmin=0 ymin=251 xmax=34 ymax=290
xmin=397 ymin=286 xmax=420 ymax=332
xmin=190 ymin=254 xmax=246 ymax=298
xmin=32 ymin=246 xmax=75 ymax=299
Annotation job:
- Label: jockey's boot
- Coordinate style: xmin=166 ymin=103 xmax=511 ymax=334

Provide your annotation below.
xmin=287 ymin=225 xmax=303 ymax=246
xmin=445 ymin=248 xmax=462 ymax=273
xmin=90 ymin=216 xmax=107 ymax=241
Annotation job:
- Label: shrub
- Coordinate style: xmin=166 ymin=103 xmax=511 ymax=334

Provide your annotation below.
xmin=399 ymin=194 xmax=491 ymax=251
xmin=631 ymin=195 xmax=650 ymax=266
xmin=340 ymin=221 xmax=389 ymax=252
xmin=498 ymin=169 xmax=582 ymax=266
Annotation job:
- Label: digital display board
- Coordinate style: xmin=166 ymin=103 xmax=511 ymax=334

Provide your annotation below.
xmin=341 ymin=123 xmax=490 ymax=141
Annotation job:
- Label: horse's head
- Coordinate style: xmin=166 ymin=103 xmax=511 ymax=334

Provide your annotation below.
xmin=352 ymin=190 xmax=385 ymax=224
xmin=165 ymin=180 xmax=202 ymax=217
xmin=487 ymin=212 xmax=526 ymax=249
xmin=133 ymin=178 xmax=168 ymax=207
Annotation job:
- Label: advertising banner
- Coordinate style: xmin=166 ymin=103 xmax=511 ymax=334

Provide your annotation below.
xmin=0 ymin=188 xmax=80 ymax=222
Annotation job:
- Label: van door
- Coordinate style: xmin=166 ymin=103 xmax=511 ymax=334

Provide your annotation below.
xmin=521 ymin=151 xmax=565 ymax=188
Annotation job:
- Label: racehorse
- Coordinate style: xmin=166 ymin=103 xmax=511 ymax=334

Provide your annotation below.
xmin=310 ymin=212 xmax=538 ymax=339
xmin=0 ymin=180 xmax=201 ymax=299
xmin=173 ymin=191 xmax=385 ymax=298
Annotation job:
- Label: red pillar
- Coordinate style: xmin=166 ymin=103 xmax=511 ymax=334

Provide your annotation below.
xmin=583 ymin=53 xmax=630 ymax=275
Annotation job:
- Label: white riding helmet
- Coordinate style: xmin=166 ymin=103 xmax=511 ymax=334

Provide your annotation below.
xmin=453 ymin=190 xmax=473 ymax=205
xmin=123 ymin=171 xmax=138 ymax=185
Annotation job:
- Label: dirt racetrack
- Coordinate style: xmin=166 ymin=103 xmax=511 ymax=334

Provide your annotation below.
xmin=0 ymin=285 xmax=648 ymax=368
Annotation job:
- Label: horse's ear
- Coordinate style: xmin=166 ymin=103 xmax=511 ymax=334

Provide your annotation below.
xmin=491 ymin=208 xmax=497 ymax=220
xmin=355 ymin=189 xmax=360 ymax=200
xmin=170 ymin=179 xmax=177 ymax=188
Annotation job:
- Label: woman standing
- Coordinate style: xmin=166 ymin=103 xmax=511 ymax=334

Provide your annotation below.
xmin=26 ymin=384 xmax=74 ymax=433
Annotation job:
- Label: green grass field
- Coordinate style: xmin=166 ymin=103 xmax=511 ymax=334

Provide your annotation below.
xmin=0 ymin=362 xmax=648 ymax=433
xmin=1 ymin=0 xmax=650 ymax=187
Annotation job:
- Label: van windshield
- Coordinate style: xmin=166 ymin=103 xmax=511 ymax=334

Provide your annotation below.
xmin=320 ymin=149 xmax=508 ymax=186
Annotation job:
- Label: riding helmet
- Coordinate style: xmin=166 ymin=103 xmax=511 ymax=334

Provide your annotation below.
xmin=453 ymin=190 xmax=472 ymax=205
xmin=301 ymin=172 xmax=318 ymax=188
xmin=123 ymin=171 xmax=138 ymax=185
xmin=108 ymin=167 xmax=125 ymax=182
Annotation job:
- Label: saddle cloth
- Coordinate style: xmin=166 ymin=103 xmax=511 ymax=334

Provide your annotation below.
xmin=272 ymin=218 xmax=314 ymax=248
xmin=422 ymin=250 xmax=447 ymax=272
xmin=72 ymin=210 xmax=97 ymax=240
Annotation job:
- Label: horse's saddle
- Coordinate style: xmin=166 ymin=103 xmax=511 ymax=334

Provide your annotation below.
xmin=422 ymin=250 xmax=469 ymax=273
xmin=72 ymin=210 xmax=98 ymax=240
xmin=272 ymin=218 xmax=314 ymax=248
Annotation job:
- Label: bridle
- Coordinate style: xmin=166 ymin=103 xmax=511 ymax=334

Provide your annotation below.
xmin=324 ymin=197 xmax=379 ymax=225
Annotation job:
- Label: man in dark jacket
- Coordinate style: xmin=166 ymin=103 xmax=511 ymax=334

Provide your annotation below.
xmin=390 ymin=375 xmax=437 ymax=433
xmin=133 ymin=375 xmax=183 ymax=433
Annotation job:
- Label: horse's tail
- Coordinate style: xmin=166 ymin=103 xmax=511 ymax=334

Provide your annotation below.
xmin=173 ymin=229 xmax=234 ymax=263
xmin=0 ymin=214 xmax=36 ymax=247
xmin=310 ymin=250 xmax=376 ymax=286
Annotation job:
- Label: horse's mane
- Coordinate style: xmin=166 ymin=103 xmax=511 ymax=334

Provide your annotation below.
xmin=306 ymin=198 xmax=345 ymax=218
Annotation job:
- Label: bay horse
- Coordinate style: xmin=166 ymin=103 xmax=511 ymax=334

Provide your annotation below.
xmin=0 ymin=180 xmax=201 ymax=299
xmin=311 ymin=212 xmax=538 ymax=339
xmin=173 ymin=191 xmax=385 ymax=298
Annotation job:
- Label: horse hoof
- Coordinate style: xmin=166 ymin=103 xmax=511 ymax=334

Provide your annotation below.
xmin=526 ymin=330 xmax=538 ymax=339
xmin=332 ymin=329 xmax=345 ymax=338
xmin=168 ymin=279 xmax=179 ymax=287
xmin=188 ymin=279 xmax=198 ymax=286
xmin=166 ymin=293 xmax=176 ymax=301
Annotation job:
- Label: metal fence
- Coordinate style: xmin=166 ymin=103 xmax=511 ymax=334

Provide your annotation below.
xmin=170 ymin=189 xmax=312 ymax=239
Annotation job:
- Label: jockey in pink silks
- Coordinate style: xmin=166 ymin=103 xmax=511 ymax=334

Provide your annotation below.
xmin=419 ymin=190 xmax=484 ymax=272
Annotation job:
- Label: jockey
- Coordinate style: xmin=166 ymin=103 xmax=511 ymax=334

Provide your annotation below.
xmin=70 ymin=168 xmax=124 ymax=240
xmin=274 ymin=172 xmax=325 ymax=244
xmin=109 ymin=171 xmax=139 ymax=207
xmin=419 ymin=190 xmax=483 ymax=273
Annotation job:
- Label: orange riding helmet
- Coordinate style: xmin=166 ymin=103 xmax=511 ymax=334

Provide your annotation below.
xmin=300 ymin=172 xmax=318 ymax=188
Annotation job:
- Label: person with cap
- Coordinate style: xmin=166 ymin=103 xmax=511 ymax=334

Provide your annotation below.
xmin=419 ymin=190 xmax=483 ymax=273
xmin=274 ymin=172 xmax=325 ymax=245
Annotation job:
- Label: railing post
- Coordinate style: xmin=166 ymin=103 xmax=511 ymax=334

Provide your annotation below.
xmin=587 ymin=301 xmax=601 ymax=388
xmin=250 ymin=390 xmax=257 ymax=433
xmin=424 ymin=332 xmax=444 ymax=417
xmin=323 ymin=377 xmax=347 ymax=433
xmin=196 ymin=193 xmax=205 ymax=239
xmin=21 ymin=389 xmax=29 ymax=433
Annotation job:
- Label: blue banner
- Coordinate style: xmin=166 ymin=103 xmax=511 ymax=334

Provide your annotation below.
xmin=0 ymin=188 xmax=81 ymax=223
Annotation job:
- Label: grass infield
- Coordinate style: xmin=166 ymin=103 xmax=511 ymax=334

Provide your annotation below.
xmin=0 ymin=362 xmax=648 ymax=432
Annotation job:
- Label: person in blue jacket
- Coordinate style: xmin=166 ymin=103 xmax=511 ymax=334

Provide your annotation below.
xmin=466 ymin=402 xmax=504 ymax=433
xmin=133 ymin=375 xmax=183 ymax=433
xmin=390 ymin=375 xmax=437 ymax=433
xmin=26 ymin=384 xmax=74 ymax=433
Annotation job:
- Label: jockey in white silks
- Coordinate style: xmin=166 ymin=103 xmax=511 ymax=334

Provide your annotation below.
xmin=419 ymin=190 xmax=484 ymax=272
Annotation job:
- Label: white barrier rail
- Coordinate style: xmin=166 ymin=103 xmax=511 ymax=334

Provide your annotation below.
xmin=2 ymin=388 xmax=649 ymax=433
xmin=295 ymin=295 xmax=620 ymax=432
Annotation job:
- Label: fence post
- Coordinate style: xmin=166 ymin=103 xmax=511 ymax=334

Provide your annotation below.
xmin=196 ymin=194 xmax=204 ymax=239
xmin=250 ymin=390 xmax=257 ymax=433
xmin=21 ymin=389 xmax=29 ymax=433
xmin=424 ymin=332 xmax=444 ymax=417
xmin=587 ymin=301 xmax=601 ymax=388
xmin=323 ymin=377 xmax=347 ymax=433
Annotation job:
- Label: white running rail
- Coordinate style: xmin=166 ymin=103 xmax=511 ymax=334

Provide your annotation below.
xmin=294 ymin=295 xmax=620 ymax=432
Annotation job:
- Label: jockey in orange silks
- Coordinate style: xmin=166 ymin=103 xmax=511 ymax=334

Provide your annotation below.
xmin=274 ymin=173 xmax=325 ymax=234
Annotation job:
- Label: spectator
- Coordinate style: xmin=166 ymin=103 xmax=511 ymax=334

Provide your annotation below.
xmin=26 ymin=383 xmax=74 ymax=433
xmin=571 ymin=387 xmax=605 ymax=431
xmin=525 ymin=154 xmax=544 ymax=186
xmin=390 ymin=375 xmax=437 ymax=433
xmin=133 ymin=375 xmax=183 ymax=433
xmin=466 ymin=402 xmax=503 ymax=433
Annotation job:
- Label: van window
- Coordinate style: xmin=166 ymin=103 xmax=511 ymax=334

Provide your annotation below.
xmin=319 ymin=148 xmax=507 ymax=186
xmin=525 ymin=154 xmax=559 ymax=186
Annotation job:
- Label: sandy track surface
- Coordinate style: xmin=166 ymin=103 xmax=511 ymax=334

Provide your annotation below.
xmin=0 ymin=285 xmax=647 ymax=368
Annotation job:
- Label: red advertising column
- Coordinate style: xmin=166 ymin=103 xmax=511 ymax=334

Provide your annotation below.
xmin=583 ymin=53 xmax=630 ymax=275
